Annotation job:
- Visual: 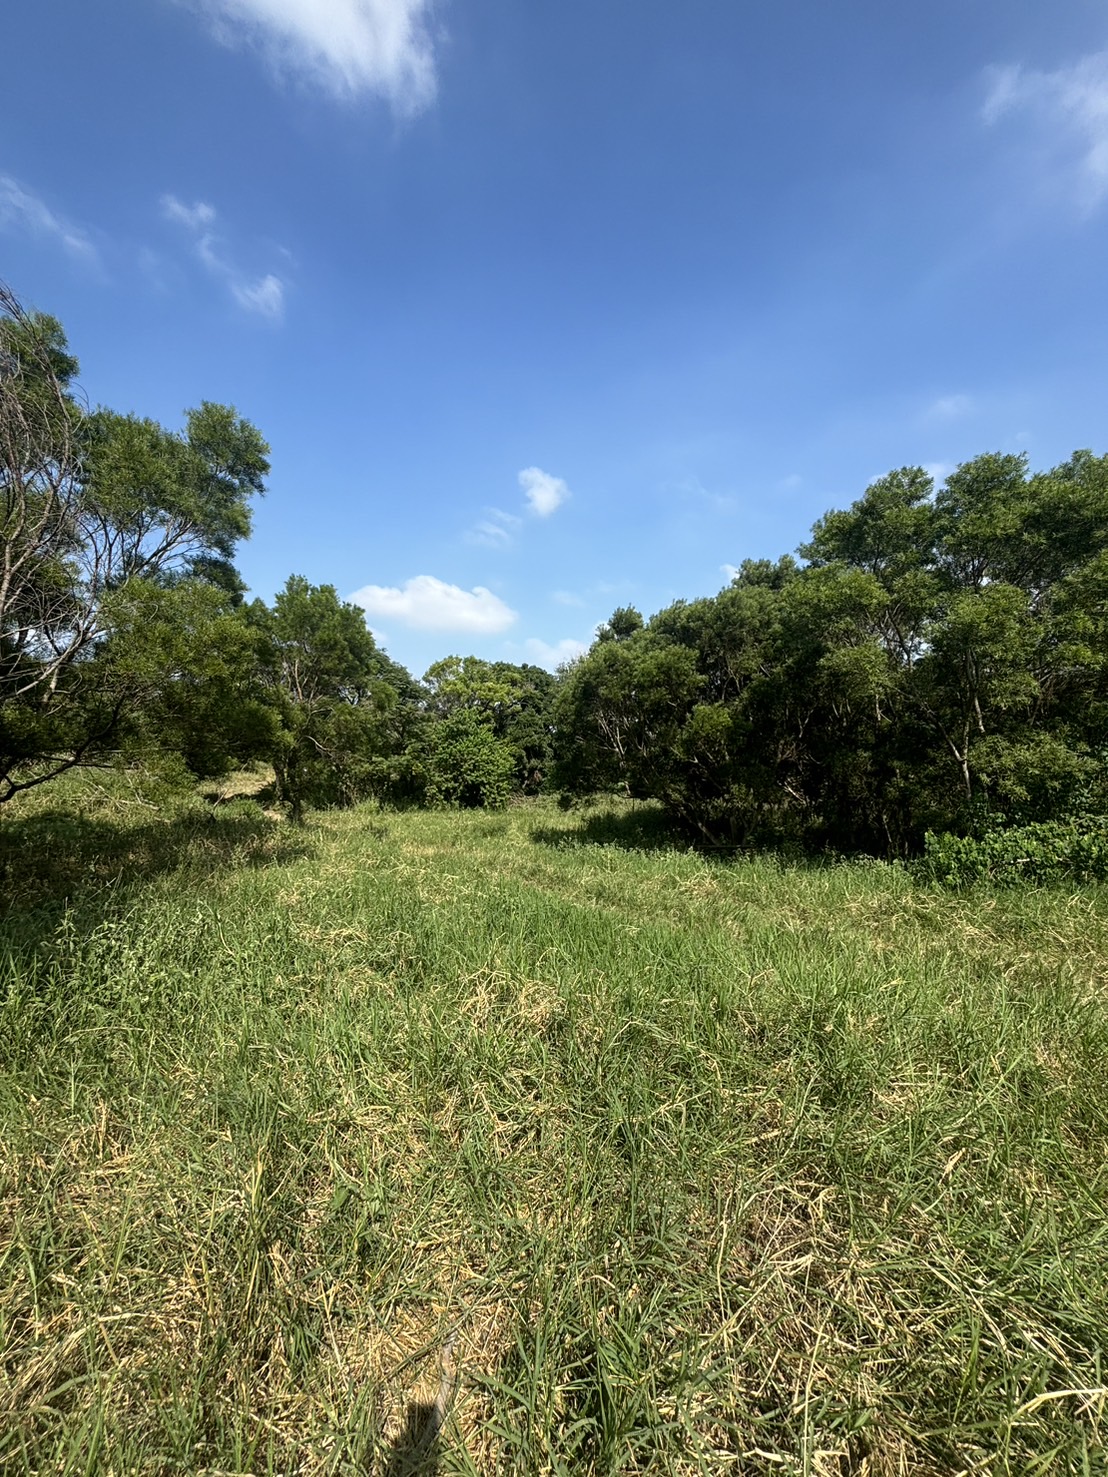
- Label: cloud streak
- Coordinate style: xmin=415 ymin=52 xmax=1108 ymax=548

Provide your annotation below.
xmin=161 ymin=194 xmax=286 ymax=318
xmin=186 ymin=0 xmax=437 ymax=110
xmin=350 ymin=575 xmax=518 ymax=633
xmin=983 ymin=50 xmax=1108 ymax=210
xmin=0 ymin=175 xmax=97 ymax=263
xmin=467 ymin=507 xmax=522 ymax=550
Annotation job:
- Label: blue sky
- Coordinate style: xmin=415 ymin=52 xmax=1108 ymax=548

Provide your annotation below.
xmin=4 ymin=0 xmax=1108 ymax=676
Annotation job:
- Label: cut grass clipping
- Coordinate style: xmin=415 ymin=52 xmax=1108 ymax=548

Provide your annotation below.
xmin=1 ymin=775 xmax=1106 ymax=1473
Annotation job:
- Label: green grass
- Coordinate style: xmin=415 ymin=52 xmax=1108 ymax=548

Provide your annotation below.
xmin=2 ymin=776 xmax=1107 ymax=1474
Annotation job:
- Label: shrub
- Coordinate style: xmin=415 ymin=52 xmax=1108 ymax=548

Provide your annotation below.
xmin=425 ymin=710 xmax=515 ymax=809
xmin=915 ymin=816 xmax=1108 ymax=887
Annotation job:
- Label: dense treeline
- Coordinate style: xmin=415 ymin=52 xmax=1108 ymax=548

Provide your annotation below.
xmin=556 ymin=456 xmax=1108 ymax=854
xmin=4 ymin=289 xmax=1107 ymax=858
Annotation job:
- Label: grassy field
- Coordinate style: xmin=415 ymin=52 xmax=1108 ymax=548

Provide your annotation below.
xmin=1 ymin=777 xmax=1107 ymax=1475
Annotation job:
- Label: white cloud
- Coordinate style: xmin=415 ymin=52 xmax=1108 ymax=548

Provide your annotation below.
xmin=162 ymin=194 xmax=287 ymax=318
xmin=926 ymin=394 xmax=972 ymax=420
xmin=721 ymin=563 xmax=740 ymax=582
xmin=552 ymin=590 xmax=585 ymax=607
xmin=186 ymin=0 xmax=437 ymax=111
xmin=519 ymin=466 xmax=570 ymax=518
xmin=525 ymin=636 xmax=587 ymax=670
xmin=467 ymin=507 xmax=521 ymax=550
xmin=350 ymin=575 xmax=518 ymax=633
xmin=983 ymin=51 xmax=1108 ymax=209
xmin=0 ymin=175 xmax=97 ymax=262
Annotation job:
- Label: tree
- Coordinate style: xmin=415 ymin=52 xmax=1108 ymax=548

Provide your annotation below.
xmin=422 ymin=655 xmax=556 ymax=793
xmin=0 ymin=286 xmax=269 ymax=801
xmin=249 ymin=576 xmax=418 ymax=819
xmin=554 ymin=451 xmax=1108 ymax=856
xmin=425 ymin=708 xmax=516 ymax=809
xmin=596 ymin=605 xmax=644 ymax=643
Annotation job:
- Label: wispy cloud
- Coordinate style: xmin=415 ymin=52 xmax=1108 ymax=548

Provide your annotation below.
xmin=161 ymin=196 xmax=217 ymax=232
xmin=467 ymin=507 xmax=522 ymax=550
xmin=668 ymin=474 xmax=736 ymax=513
xmin=925 ymin=393 xmax=972 ymax=421
xmin=525 ymin=636 xmax=587 ymax=670
xmin=519 ymin=466 xmax=570 ymax=518
xmin=0 ymin=175 xmax=98 ymax=263
xmin=924 ymin=461 xmax=955 ymax=489
xmin=232 ymin=273 xmax=285 ymax=316
xmin=161 ymin=193 xmax=286 ymax=318
xmin=350 ymin=575 xmax=517 ymax=634
xmin=552 ymin=590 xmax=585 ymax=607
xmin=983 ymin=50 xmax=1108 ymax=210
xmin=185 ymin=0 xmax=438 ymax=111
xmin=721 ymin=563 xmax=740 ymax=582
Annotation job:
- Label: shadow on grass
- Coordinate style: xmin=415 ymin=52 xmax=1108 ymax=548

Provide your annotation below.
xmin=382 ymin=1403 xmax=443 ymax=1476
xmin=530 ymin=803 xmax=861 ymax=870
xmin=531 ymin=803 xmax=694 ymax=855
xmin=0 ymin=802 xmax=313 ymax=923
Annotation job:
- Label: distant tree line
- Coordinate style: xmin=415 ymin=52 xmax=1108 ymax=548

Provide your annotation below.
xmin=4 ymin=288 xmax=1107 ymax=857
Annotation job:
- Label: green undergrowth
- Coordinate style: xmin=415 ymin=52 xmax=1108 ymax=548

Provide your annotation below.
xmin=1 ymin=778 xmax=1106 ymax=1474
xmin=917 ymin=817 xmax=1108 ymax=888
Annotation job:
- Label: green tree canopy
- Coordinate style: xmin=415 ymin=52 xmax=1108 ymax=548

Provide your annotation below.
xmin=1 ymin=287 xmax=268 ymax=802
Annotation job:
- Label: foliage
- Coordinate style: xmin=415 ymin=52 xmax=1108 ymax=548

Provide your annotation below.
xmin=248 ymin=576 xmax=418 ymax=819
xmin=423 ymin=705 xmax=516 ymax=809
xmin=915 ymin=815 xmax=1108 ymax=887
xmin=423 ymin=654 xmax=556 ymax=793
xmin=555 ymin=452 xmax=1108 ymax=855
xmin=0 ymin=286 xmax=269 ymax=801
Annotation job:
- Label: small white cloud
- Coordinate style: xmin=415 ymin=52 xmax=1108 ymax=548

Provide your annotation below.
xmin=721 ymin=563 xmax=740 ymax=582
xmin=779 ymin=473 xmax=803 ymax=490
xmin=162 ymin=194 xmax=287 ymax=318
xmin=519 ymin=466 xmax=570 ymax=518
xmin=552 ymin=590 xmax=585 ymax=607
xmin=185 ymin=0 xmax=437 ymax=112
xmin=466 ymin=507 xmax=521 ymax=550
xmin=0 ymin=175 xmax=97 ymax=263
xmin=525 ymin=636 xmax=587 ymax=670
xmin=350 ymin=575 xmax=518 ymax=634
xmin=983 ymin=50 xmax=1108 ymax=209
xmin=926 ymin=394 xmax=973 ymax=420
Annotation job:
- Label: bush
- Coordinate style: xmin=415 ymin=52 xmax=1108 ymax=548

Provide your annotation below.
xmin=915 ymin=816 xmax=1108 ymax=887
xmin=426 ymin=710 xmax=515 ymax=809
